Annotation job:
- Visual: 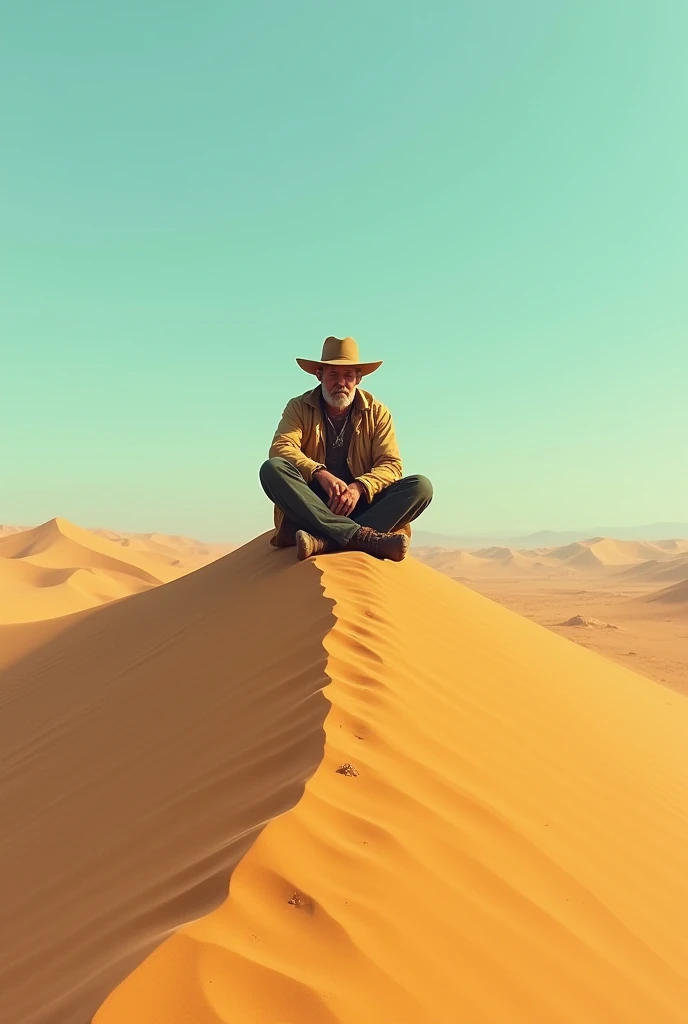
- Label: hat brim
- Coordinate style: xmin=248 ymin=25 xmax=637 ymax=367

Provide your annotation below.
xmin=296 ymin=358 xmax=382 ymax=376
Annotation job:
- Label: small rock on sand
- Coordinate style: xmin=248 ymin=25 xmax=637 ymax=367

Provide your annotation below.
xmin=560 ymin=615 xmax=620 ymax=630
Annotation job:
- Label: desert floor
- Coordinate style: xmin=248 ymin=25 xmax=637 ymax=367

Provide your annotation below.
xmin=454 ymin=577 xmax=687 ymax=695
xmin=415 ymin=537 xmax=688 ymax=696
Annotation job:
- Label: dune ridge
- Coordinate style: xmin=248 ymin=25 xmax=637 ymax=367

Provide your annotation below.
xmin=96 ymin=548 xmax=688 ymax=1024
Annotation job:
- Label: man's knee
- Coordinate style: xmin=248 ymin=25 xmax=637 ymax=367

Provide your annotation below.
xmin=406 ymin=474 xmax=433 ymax=502
xmin=259 ymin=456 xmax=291 ymax=486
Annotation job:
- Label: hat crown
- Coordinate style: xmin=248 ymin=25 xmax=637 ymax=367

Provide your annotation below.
xmin=321 ymin=336 xmax=359 ymax=363
xmin=295 ymin=336 xmax=381 ymax=376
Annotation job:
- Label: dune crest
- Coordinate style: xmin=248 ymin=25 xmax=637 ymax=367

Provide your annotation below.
xmin=96 ymin=549 xmax=688 ymax=1024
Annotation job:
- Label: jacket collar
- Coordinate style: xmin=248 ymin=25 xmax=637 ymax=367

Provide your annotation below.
xmin=305 ymin=385 xmax=371 ymax=412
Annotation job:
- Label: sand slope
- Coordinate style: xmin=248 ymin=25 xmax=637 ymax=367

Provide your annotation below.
xmin=617 ymin=553 xmax=688 ymax=584
xmin=0 ymin=539 xmax=333 ymax=1024
xmin=95 ymin=550 xmax=688 ymax=1024
xmin=0 ymin=558 xmax=154 ymax=622
xmin=645 ymin=578 xmax=688 ymax=608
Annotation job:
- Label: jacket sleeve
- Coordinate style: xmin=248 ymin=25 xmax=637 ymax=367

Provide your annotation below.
xmin=269 ymin=399 xmax=323 ymax=482
xmin=355 ymin=404 xmax=403 ymax=502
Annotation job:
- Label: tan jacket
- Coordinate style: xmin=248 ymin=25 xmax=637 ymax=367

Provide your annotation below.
xmin=268 ymin=385 xmax=403 ymax=545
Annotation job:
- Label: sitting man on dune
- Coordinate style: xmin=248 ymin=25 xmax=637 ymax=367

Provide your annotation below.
xmin=260 ymin=336 xmax=433 ymax=562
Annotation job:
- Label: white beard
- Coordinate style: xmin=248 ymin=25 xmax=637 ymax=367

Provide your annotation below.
xmin=321 ymin=381 xmax=356 ymax=410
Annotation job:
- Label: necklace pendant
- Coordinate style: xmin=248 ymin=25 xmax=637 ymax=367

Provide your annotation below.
xmin=326 ymin=412 xmax=348 ymax=449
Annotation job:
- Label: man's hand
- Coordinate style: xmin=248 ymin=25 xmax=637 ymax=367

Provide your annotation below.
xmin=313 ymin=469 xmax=348 ymax=507
xmin=330 ymin=481 xmax=366 ymax=517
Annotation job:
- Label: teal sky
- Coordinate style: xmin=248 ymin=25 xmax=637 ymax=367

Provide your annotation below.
xmin=2 ymin=1 xmax=686 ymax=542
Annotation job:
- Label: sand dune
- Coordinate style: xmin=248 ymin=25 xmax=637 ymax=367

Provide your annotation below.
xmin=616 ymin=553 xmax=688 ymax=584
xmin=1 ymin=519 xmax=232 ymax=578
xmin=415 ymin=543 xmax=577 ymax=577
xmin=415 ymin=535 xmax=688 ymax=580
xmin=0 ymin=558 xmax=153 ymax=623
xmin=3 ymin=535 xmax=688 ymax=1023
xmin=546 ymin=539 xmax=599 ymax=562
xmin=415 ymin=546 xmax=556 ymax=578
xmin=654 ymin=539 xmax=688 ymax=553
xmin=584 ymin=537 xmax=672 ymax=563
xmin=0 ymin=523 xmax=30 ymax=538
xmin=0 ymin=538 xmax=333 ymax=1024
xmin=645 ymin=578 xmax=688 ymax=607
xmin=93 ymin=528 xmax=234 ymax=569
xmin=544 ymin=538 xmax=655 ymax=568
xmin=91 ymin=547 xmax=688 ymax=1023
xmin=0 ymin=519 xmax=198 ymax=623
xmin=474 ymin=546 xmax=549 ymax=570
xmin=0 ymin=518 xmax=170 ymax=582
xmin=411 ymin=547 xmax=492 ymax=575
xmin=474 ymin=545 xmax=517 ymax=559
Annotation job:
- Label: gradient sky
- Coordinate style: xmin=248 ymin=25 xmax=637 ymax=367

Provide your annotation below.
xmin=2 ymin=1 xmax=686 ymax=542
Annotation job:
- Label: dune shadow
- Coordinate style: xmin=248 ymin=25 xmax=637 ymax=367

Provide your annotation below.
xmin=0 ymin=535 xmax=334 ymax=1024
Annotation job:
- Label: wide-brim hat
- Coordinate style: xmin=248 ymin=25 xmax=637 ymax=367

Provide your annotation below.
xmin=296 ymin=336 xmax=382 ymax=376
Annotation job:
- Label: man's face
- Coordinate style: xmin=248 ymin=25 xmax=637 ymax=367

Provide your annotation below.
xmin=319 ymin=366 xmax=361 ymax=410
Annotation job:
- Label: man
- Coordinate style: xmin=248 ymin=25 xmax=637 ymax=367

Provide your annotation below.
xmin=260 ymin=336 xmax=433 ymax=561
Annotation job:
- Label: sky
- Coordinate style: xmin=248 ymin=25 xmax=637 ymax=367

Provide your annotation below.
xmin=1 ymin=0 xmax=686 ymax=542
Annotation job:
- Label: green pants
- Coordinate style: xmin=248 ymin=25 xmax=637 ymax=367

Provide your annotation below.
xmin=260 ymin=457 xmax=433 ymax=546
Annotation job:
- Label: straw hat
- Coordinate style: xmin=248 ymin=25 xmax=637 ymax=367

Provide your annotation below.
xmin=296 ymin=336 xmax=382 ymax=377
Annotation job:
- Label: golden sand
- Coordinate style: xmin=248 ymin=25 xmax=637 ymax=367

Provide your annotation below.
xmin=1 ymin=524 xmax=687 ymax=1023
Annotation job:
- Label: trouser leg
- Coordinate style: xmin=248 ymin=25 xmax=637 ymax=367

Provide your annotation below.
xmin=353 ymin=475 xmax=433 ymax=534
xmin=259 ymin=457 xmax=360 ymax=546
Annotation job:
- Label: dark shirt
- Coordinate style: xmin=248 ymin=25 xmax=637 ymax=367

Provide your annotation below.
xmin=320 ymin=395 xmax=355 ymax=483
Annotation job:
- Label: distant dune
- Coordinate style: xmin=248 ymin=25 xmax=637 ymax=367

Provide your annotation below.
xmin=644 ymin=578 xmax=688 ymax=608
xmin=0 ymin=518 xmax=169 ymax=581
xmin=547 ymin=538 xmax=663 ymax=566
xmin=0 ymin=518 xmax=194 ymax=623
xmin=414 ymin=535 xmax=688 ymax=579
xmin=410 ymin=546 xmax=491 ymax=575
xmin=415 ymin=523 xmax=688 ymax=548
xmin=0 ymin=519 xmax=237 ymax=624
xmin=0 ymin=524 xmax=30 ymax=538
xmin=93 ymin=528 xmax=233 ymax=568
xmin=616 ymin=553 xmax=688 ymax=584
